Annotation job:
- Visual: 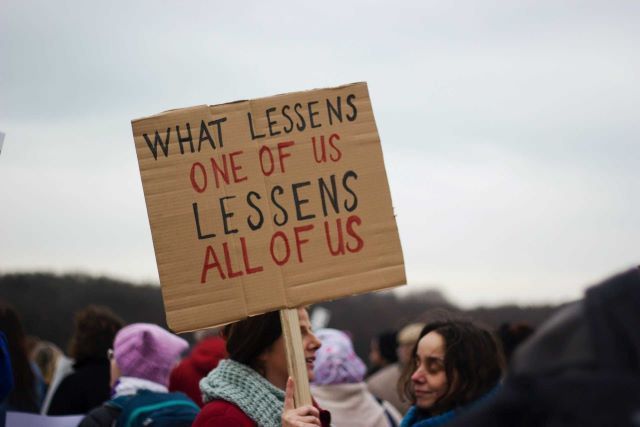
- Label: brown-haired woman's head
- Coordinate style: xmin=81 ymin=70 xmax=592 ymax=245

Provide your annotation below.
xmin=222 ymin=308 xmax=321 ymax=390
xmin=223 ymin=311 xmax=283 ymax=375
xmin=399 ymin=320 xmax=505 ymax=415
xmin=68 ymin=305 xmax=124 ymax=363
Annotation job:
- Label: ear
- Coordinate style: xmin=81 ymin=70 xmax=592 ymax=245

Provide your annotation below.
xmin=258 ymin=343 xmax=274 ymax=360
xmin=257 ymin=350 xmax=269 ymax=363
xmin=254 ymin=348 xmax=271 ymax=377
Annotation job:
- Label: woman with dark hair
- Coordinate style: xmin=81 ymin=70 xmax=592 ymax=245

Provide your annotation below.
xmin=399 ymin=320 xmax=504 ymax=427
xmin=0 ymin=302 xmax=44 ymax=412
xmin=367 ymin=330 xmax=398 ymax=377
xmin=193 ymin=308 xmax=331 ymax=427
xmin=48 ymin=305 xmax=124 ymax=415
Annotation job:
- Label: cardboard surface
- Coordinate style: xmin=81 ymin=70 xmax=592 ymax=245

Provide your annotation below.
xmin=132 ymin=82 xmax=405 ymax=332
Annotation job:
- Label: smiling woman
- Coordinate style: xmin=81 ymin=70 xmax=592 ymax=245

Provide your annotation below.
xmin=398 ymin=320 xmax=505 ymax=427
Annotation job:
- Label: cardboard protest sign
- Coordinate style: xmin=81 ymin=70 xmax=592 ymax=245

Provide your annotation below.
xmin=132 ymin=82 xmax=405 ymax=333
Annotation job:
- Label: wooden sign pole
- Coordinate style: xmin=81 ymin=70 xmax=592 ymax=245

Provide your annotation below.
xmin=279 ymin=308 xmax=313 ymax=407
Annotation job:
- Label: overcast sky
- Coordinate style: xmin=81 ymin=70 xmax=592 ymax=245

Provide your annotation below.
xmin=1 ymin=0 xmax=638 ymax=307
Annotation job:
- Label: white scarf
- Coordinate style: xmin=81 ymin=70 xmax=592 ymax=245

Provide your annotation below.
xmin=112 ymin=376 xmax=168 ymax=398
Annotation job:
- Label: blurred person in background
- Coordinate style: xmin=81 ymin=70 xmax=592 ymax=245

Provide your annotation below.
xmin=24 ymin=336 xmax=39 ymax=363
xmin=312 ymin=328 xmax=401 ymax=427
xmin=169 ymin=328 xmax=227 ymax=407
xmin=367 ymin=330 xmax=398 ymax=377
xmin=396 ymin=323 xmax=425 ymax=368
xmin=193 ymin=308 xmax=331 ymax=427
xmin=48 ymin=305 xmax=124 ymax=415
xmin=368 ymin=322 xmax=424 ymax=414
xmin=80 ymin=323 xmax=198 ymax=427
xmin=30 ymin=340 xmax=62 ymax=391
xmin=36 ymin=340 xmax=73 ymax=414
xmin=0 ymin=301 xmax=45 ymax=413
xmin=398 ymin=320 xmax=504 ymax=427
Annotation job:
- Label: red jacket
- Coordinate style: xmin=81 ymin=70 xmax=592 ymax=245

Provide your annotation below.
xmin=168 ymin=337 xmax=227 ymax=407
xmin=192 ymin=399 xmax=332 ymax=427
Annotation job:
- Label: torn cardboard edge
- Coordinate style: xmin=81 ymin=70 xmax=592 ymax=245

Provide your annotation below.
xmin=131 ymin=82 xmax=367 ymax=124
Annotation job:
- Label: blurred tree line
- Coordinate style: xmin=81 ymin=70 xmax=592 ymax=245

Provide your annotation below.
xmin=0 ymin=272 xmax=166 ymax=352
xmin=0 ymin=272 xmax=561 ymax=361
xmin=318 ymin=290 xmax=560 ymax=360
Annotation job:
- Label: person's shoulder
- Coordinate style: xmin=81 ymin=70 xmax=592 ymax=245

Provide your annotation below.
xmin=48 ymin=372 xmax=83 ymax=413
xmin=49 ymin=361 xmax=111 ymax=413
xmin=78 ymin=404 xmax=120 ymax=427
xmin=193 ymin=400 xmax=256 ymax=427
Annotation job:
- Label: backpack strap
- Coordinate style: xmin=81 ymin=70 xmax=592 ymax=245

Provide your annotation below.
xmin=374 ymin=396 xmax=399 ymax=427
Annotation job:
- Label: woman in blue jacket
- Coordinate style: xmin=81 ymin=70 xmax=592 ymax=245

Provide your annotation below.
xmin=399 ymin=320 xmax=504 ymax=427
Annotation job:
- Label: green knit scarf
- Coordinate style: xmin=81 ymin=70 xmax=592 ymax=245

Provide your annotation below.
xmin=200 ymin=359 xmax=285 ymax=427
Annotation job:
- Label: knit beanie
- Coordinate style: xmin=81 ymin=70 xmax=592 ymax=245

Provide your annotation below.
xmin=398 ymin=323 xmax=425 ymax=345
xmin=312 ymin=328 xmax=366 ymax=385
xmin=113 ymin=323 xmax=188 ymax=386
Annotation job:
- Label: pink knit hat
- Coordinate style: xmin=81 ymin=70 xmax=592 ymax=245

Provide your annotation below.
xmin=312 ymin=328 xmax=366 ymax=385
xmin=113 ymin=323 xmax=188 ymax=386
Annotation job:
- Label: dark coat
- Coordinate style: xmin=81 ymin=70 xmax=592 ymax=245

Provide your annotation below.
xmin=449 ymin=268 xmax=640 ymax=427
xmin=48 ymin=357 xmax=111 ymax=415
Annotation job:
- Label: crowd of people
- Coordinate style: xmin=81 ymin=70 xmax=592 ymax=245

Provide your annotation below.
xmin=0 ymin=267 xmax=639 ymax=426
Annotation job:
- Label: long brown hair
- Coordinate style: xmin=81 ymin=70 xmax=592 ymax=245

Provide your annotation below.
xmin=399 ymin=320 xmax=505 ymax=415
xmin=67 ymin=305 xmax=123 ymax=363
